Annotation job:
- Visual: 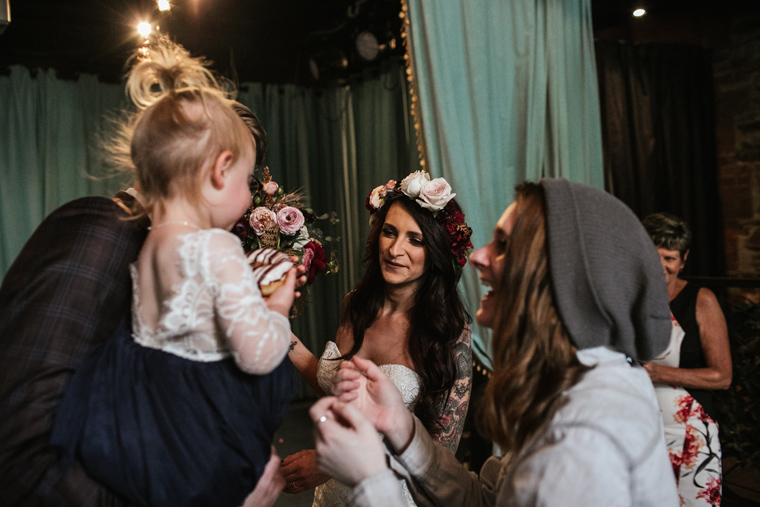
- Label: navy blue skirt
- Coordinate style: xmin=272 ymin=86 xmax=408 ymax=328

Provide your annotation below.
xmin=51 ymin=319 xmax=297 ymax=507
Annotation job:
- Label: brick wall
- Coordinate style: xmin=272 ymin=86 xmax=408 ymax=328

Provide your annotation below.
xmin=713 ymin=10 xmax=760 ymax=277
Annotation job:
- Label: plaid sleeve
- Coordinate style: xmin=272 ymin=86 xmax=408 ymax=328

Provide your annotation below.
xmin=0 ymin=196 xmax=146 ymax=507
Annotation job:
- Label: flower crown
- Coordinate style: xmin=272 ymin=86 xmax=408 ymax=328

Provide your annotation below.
xmin=365 ymin=171 xmax=473 ymax=267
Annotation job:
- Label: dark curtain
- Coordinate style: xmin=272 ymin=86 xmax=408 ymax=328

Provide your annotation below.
xmin=595 ymin=42 xmax=725 ymax=277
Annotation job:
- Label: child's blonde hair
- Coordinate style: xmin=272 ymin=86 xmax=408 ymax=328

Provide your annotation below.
xmin=117 ymin=39 xmax=254 ymax=217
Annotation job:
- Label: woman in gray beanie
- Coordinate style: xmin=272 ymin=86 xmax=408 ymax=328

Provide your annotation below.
xmin=308 ymin=179 xmax=679 ymax=506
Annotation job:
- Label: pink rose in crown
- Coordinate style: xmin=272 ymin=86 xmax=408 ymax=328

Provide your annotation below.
xmin=367 ymin=185 xmax=387 ymax=210
xmin=417 ymin=178 xmax=455 ymax=212
xmin=264 ymin=181 xmax=279 ymax=195
xmin=277 ymin=206 xmax=305 ymax=235
xmin=250 ymin=207 xmax=277 ymax=235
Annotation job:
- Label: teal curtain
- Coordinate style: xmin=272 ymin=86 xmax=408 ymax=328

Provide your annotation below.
xmin=406 ymin=0 xmax=604 ymax=367
xmin=0 ymin=67 xmax=126 ymax=274
xmin=0 ymin=61 xmax=416 ymax=400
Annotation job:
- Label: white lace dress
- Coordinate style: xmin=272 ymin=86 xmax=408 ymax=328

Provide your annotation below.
xmin=131 ymin=229 xmax=291 ymax=371
xmin=312 ymin=341 xmax=422 ymax=507
xmin=50 ymin=229 xmax=297 ymax=507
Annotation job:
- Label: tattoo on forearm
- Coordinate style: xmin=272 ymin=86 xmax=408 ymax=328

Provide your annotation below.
xmin=432 ymin=333 xmax=473 ymax=453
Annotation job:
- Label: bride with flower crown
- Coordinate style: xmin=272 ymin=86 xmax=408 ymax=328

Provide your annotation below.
xmin=281 ymin=171 xmax=474 ymax=506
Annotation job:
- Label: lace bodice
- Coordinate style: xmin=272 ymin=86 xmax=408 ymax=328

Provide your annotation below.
xmin=316 ymin=341 xmax=422 ymax=408
xmin=131 ymin=229 xmax=290 ymax=375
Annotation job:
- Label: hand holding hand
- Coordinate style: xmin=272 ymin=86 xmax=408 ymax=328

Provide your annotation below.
xmin=331 ymin=356 xmax=414 ymax=453
xmin=241 ymin=447 xmax=285 ymax=507
xmin=280 ymin=449 xmax=330 ymax=494
xmin=309 ymin=397 xmax=387 ymax=487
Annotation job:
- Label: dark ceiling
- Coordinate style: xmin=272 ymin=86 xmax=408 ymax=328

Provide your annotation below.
xmin=0 ymin=0 xmax=724 ymax=86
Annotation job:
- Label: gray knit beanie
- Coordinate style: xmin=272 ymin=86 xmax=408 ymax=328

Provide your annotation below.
xmin=541 ymin=178 xmax=670 ymax=361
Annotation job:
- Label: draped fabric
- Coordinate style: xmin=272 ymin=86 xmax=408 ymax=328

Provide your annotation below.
xmin=0 ymin=61 xmax=415 ymax=399
xmin=595 ymin=42 xmax=724 ymax=277
xmin=405 ymin=0 xmax=604 ymax=366
xmin=0 ymin=67 xmax=126 ymax=274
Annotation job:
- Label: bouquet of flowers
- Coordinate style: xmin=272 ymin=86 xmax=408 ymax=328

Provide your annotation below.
xmin=233 ymin=167 xmax=339 ymax=288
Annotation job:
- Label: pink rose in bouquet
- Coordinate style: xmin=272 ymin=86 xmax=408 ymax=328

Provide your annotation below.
xmin=303 ymin=241 xmax=327 ymax=284
xmin=249 ymin=207 xmax=277 ymax=235
xmin=277 ymin=207 xmax=305 ymax=236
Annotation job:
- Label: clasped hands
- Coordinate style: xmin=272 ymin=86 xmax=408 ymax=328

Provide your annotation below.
xmin=307 ymin=356 xmax=416 ymax=487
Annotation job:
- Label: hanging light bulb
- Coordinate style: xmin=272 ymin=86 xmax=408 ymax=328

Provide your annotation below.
xmin=633 ymin=8 xmax=646 ymax=17
xmin=137 ymin=22 xmax=152 ymax=37
xmin=158 ymin=0 xmax=171 ymax=12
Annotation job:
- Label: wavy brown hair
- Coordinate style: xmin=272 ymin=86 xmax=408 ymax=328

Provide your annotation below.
xmin=341 ymin=193 xmax=470 ymax=434
xmin=481 ymin=182 xmax=591 ymax=457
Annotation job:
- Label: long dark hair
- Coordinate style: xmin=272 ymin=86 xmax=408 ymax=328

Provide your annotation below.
xmin=341 ymin=193 xmax=470 ymax=433
xmin=481 ymin=182 xmax=590 ymax=457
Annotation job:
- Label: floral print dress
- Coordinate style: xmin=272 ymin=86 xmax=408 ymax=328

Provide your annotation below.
xmin=651 ymin=314 xmax=722 ymax=506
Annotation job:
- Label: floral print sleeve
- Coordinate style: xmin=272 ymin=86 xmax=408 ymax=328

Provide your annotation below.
xmin=430 ymin=327 xmax=472 ymax=453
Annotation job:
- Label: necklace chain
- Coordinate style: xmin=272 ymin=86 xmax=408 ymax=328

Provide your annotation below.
xmin=147 ymin=220 xmax=201 ymax=231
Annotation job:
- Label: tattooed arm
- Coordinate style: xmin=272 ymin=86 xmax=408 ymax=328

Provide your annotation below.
xmin=430 ymin=326 xmax=473 ymax=453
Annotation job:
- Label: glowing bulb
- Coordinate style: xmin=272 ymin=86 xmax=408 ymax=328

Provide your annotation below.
xmin=633 ymin=8 xmax=646 ymax=17
xmin=138 ymin=22 xmax=152 ymax=36
xmin=158 ymin=0 xmax=171 ymax=12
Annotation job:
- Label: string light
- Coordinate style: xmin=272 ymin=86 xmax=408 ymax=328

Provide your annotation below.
xmin=137 ymin=22 xmax=152 ymax=37
xmin=157 ymin=0 xmax=171 ymax=12
xmin=633 ymin=8 xmax=646 ymax=17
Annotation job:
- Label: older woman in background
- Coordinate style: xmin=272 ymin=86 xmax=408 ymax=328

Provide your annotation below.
xmin=642 ymin=212 xmax=732 ymax=506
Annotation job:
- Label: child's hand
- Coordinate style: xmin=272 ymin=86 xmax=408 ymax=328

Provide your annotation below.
xmin=266 ymin=268 xmax=297 ymax=317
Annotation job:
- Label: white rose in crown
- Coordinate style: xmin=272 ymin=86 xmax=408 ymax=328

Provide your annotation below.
xmin=417 ymin=178 xmax=455 ymax=212
xmin=400 ymin=170 xmax=430 ymax=198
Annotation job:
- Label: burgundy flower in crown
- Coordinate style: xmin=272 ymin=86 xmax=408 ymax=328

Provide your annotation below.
xmin=365 ymin=171 xmax=473 ymax=267
xmin=438 ymin=202 xmax=474 ymax=267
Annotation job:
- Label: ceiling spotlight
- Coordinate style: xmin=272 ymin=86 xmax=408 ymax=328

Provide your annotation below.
xmin=356 ymin=31 xmax=380 ymax=61
xmin=137 ymin=22 xmax=152 ymax=37
xmin=633 ymin=8 xmax=646 ymax=17
xmin=157 ymin=0 xmax=171 ymax=12
xmin=355 ymin=31 xmax=397 ymax=62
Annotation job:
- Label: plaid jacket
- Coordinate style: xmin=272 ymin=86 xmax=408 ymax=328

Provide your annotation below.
xmin=0 ymin=193 xmax=147 ymax=507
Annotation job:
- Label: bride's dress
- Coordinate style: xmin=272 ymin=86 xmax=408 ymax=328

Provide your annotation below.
xmin=312 ymin=341 xmax=422 ymax=507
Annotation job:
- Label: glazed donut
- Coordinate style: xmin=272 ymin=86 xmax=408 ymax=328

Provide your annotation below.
xmin=246 ymin=248 xmax=293 ymax=297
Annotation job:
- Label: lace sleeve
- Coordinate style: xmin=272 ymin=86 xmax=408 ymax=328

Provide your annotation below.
xmin=207 ymin=231 xmax=290 ymax=374
xmin=430 ymin=326 xmax=472 ymax=453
